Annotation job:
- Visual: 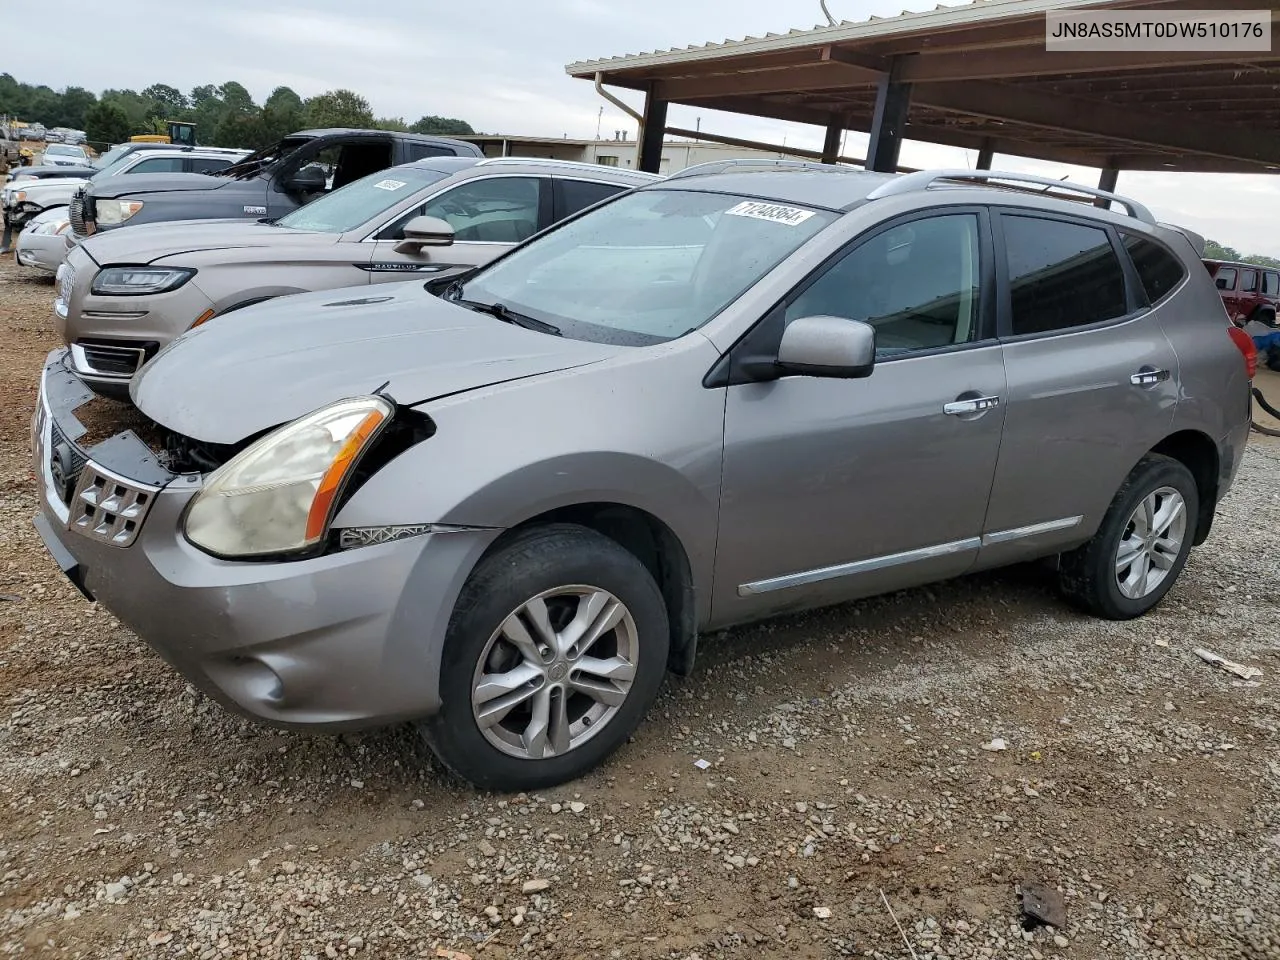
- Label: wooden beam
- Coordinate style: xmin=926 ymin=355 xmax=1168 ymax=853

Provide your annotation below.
xmin=898 ymin=43 xmax=1280 ymax=83
xmin=657 ymin=61 xmax=880 ymax=101
xmin=820 ymin=45 xmax=890 ymax=74
xmin=913 ymin=79 xmax=1280 ymax=165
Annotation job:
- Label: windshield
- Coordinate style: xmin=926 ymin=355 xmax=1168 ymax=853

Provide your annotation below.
xmin=455 ymin=189 xmax=835 ymax=344
xmin=46 ymin=144 xmax=86 ymax=159
xmin=91 ymin=145 xmax=132 ymax=170
xmin=274 ymin=167 xmax=450 ymax=234
xmin=221 ymin=136 xmax=310 ymax=179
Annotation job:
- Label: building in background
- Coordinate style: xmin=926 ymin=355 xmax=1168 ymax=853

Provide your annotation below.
xmin=456 ymin=133 xmax=794 ymax=174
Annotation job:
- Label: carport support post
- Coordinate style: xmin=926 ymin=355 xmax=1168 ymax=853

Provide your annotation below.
xmin=637 ymin=85 xmax=668 ymax=174
xmin=821 ymin=117 xmax=843 ymax=164
xmin=1096 ymin=167 xmax=1119 ymax=208
xmin=976 ymin=139 xmax=994 ymax=170
xmin=865 ymin=57 xmax=913 ymax=173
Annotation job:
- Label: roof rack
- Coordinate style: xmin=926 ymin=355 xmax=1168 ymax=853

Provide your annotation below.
xmin=475 ymin=156 xmax=662 ymax=178
xmin=666 ymin=157 xmax=864 ymax=180
xmin=866 ymin=169 xmax=1155 ymax=224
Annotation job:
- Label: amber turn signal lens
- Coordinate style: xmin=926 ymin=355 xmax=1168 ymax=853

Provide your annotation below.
xmin=190 ymin=309 xmax=217 ymax=329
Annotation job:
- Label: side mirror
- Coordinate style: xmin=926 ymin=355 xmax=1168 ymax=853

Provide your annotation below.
xmin=394 ymin=215 xmax=455 ymax=255
xmin=1215 ymin=277 xmax=1229 ymax=290
xmin=775 ymin=315 xmax=876 ymax=379
xmin=284 ymin=165 xmax=327 ymax=194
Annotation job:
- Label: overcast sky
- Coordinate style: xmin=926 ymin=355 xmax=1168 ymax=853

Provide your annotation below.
xmin=22 ymin=0 xmax=1280 ymax=256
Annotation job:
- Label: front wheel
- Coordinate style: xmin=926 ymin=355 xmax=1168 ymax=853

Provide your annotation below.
xmin=1058 ymin=454 xmax=1199 ymax=620
xmin=419 ymin=524 xmax=669 ymax=791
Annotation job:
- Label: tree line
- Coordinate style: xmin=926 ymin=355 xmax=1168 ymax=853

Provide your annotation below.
xmin=0 ymin=74 xmax=475 ymax=149
xmin=1202 ymin=238 xmax=1280 ymax=269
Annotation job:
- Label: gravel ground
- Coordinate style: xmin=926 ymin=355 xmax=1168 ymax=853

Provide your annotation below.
xmin=1 ymin=250 xmax=1278 ymax=960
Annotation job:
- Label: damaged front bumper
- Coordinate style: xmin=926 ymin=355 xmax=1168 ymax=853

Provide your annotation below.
xmin=31 ymin=350 xmax=489 ymax=730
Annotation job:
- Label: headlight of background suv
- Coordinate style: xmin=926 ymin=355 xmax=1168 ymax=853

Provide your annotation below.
xmin=184 ymin=396 xmax=393 ymax=558
xmin=94 ymin=199 xmax=144 ymax=225
xmin=91 ymin=266 xmax=196 ymax=295
xmin=31 ymin=218 xmax=70 ymax=236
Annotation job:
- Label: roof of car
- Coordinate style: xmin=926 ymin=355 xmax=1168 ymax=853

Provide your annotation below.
xmin=401 ymin=156 xmax=658 ymax=183
xmin=290 ymin=128 xmax=474 ymax=144
xmin=649 ymin=169 xmax=895 ymax=211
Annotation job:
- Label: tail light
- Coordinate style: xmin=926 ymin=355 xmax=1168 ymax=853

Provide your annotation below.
xmin=1227 ymin=325 xmax=1257 ymax=379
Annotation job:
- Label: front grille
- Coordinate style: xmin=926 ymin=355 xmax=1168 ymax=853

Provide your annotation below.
xmin=67 ymin=464 xmax=156 ymax=547
xmin=68 ymin=189 xmax=86 ymax=236
xmin=47 ymin=417 xmax=88 ymax=506
xmin=75 ymin=342 xmax=152 ymax=378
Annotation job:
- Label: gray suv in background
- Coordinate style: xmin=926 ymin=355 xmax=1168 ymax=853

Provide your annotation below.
xmin=55 ymin=157 xmax=658 ymax=395
xmin=67 ymin=128 xmax=484 ymax=239
xmin=31 ymin=165 xmax=1253 ymax=790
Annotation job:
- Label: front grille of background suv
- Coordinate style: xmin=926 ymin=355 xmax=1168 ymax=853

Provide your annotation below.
xmin=68 ymin=189 xmax=87 ymax=236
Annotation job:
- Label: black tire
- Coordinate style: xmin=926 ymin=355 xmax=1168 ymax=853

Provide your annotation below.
xmin=1058 ymin=454 xmax=1199 ymax=620
xmin=419 ymin=523 xmax=669 ymax=791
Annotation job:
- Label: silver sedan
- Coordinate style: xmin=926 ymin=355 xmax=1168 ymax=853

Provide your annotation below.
xmin=15 ymin=206 xmax=70 ymax=275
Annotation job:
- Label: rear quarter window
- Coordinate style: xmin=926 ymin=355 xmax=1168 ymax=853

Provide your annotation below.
xmin=1122 ymin=234 xmax=1187 ymax=306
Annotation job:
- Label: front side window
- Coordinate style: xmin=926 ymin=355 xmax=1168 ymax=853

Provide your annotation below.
xmin=420 ymin=177 xmax=541 ymax=243
xmin=274 ymin=166 xmax=449 ymax=234
xmin=457 ymin=189 xmax=835 ymax=344
xmin=786 ymin=213 xmax=981 ymax=357
xmin=1003 ymin=215 xmax=1128 ymax=335
xmin=1241 ymin=269 xmax=1258 ymax=292
xmin=129 ymin=156 xmax=185 ymax=174
xmin=1122 ymin=233 xmax=1186 ymax=306
xmin=1215 ymin=267 xmax=1237 ymax=291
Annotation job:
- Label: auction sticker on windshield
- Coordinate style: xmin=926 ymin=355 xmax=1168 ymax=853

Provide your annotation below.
xmin=725 ymin=201 xmax=815 ymax=226
xmin=373 ymin=179 xmax=408 ymax=191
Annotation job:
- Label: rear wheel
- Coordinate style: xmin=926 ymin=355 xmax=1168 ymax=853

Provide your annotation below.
xmin=419 ymin=524 xmax=669 ymax=791
xmin=1058 ymin=454 xmax=1198 ymax=620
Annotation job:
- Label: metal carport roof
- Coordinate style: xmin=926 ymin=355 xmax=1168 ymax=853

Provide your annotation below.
xmin=567 ymin=0 xmax=1280 ymax=174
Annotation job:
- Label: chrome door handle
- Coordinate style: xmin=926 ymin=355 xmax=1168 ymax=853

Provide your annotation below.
xmin=944 ymin=395 xmax=1001 ymax=416
xmin=1130 ymin=368 xmax=1170 ymax=386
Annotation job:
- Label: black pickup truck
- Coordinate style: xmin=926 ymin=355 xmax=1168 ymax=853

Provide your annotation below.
xmin=69 ymin=128 xmax=484 ymax=239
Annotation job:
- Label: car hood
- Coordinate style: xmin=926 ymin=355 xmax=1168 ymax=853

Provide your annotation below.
xmin=131 ymin=282 xmax=621 ymax=444
xmin=87 ymin=171 xmax=237 ymax=198
xmin=80 ymin=219 xmax=331 ymax=266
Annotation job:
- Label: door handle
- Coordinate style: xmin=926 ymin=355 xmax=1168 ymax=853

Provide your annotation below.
xmin=944 ymin=395 xmax=1001 ymax=416
xmin=1130 ymin=368 xmax=1171 ymax=387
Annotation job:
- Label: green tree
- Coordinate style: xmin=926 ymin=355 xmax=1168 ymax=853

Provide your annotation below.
xmin=215 ymin=111 xmax=270 ymax=150
xmin=1204 ymin=239 xmax=1241 ymax=261
xmin=219 ymin=81 xmax=257 ymax=116
xmin=84 ymin=101 xmax=131 ymax=146
xmin=304 ymin=89 xmax=374 ymax=129
xmin=376 ymin=116 xmax=410 ymax=132
xmin=141 ymin=83 xmax=189 ymax=118
xmin=264 ymin=86 xmax=303 ymax=114
xmin=410 ymin=115 xmax=475 ymax=136
xmin=58 ymin=86 xmax=98 ymax=129
xmin=1243 ymin=254 xmax=1280 ymax=269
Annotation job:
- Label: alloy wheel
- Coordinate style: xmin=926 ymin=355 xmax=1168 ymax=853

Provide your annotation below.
xmin=1115 ymin=485 xmax=1187 ymax=600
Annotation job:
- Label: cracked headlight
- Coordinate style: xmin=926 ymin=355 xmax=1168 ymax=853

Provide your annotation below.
xmin=184 ymin=396 xmax=393 ymax=558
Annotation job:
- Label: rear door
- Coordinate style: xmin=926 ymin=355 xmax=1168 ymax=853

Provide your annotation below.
xmin=362 ymin=175 xmax=548 ymax=284
xmin=977 ymin=209 xmax=1178 ymax=568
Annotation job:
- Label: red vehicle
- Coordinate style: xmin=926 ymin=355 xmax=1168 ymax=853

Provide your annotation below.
xmin=1203 ymin=258 xmax=1280 ymax=327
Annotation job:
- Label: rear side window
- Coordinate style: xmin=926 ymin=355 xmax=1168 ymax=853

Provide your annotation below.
xmin=1215 ymin=266 xmax=1237 ymax=290
xmin=1002 ymin=215 xmax=1128 ymax=335
xmin=1266 ymin=272 xmax=1280 ymax=296
xmin=1122 ymin=234 xmax=1186 ymax=306
xmin=559 ymin=179 xmax=625 ymax=218
xmin=406 ymin=143 xmax=455 ymax=160
xmin=1241 ymin=269 xmax=1258 ymax=292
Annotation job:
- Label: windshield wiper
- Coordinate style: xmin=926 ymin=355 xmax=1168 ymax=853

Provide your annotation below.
xmin=459 ymin=299 xmax=560 ymax=336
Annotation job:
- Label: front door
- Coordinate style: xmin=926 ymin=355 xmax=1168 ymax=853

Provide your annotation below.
xmin=713 ymin=210 xmax=1007 ymax=625
xmin=363 ymin=175 xmax=547 ymax=284
xmin=977 ymin=211 xmax=1179 ymax=569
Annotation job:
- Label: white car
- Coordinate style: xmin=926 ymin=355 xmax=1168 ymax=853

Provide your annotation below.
xmin=42 ymin=144 xmax=89 ymax=167
xmin=14 ymin=206 xmax=70 ymax=274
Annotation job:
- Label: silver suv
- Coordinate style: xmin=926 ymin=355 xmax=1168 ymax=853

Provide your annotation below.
xmin=54 ymin=157 xmax=657 ymax=395
xmin=31 ymin=165 xmax=1254 ymax=791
